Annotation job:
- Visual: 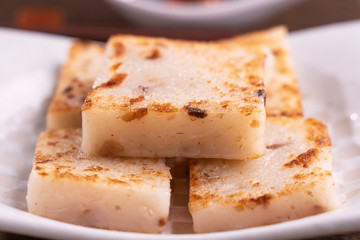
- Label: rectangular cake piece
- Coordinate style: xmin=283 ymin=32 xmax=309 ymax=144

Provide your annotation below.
xmin=220 ymin=26 xmax=303 ymax=117
xmin=189 ymin=117 xmax=341 ymax=233
xmin=81 ymin=35 xmax=267 ymax=160
xmin=27 ymin=128 xmax=171 ymax=233
xmin=46 ymin=41 xmax=104 ymax=129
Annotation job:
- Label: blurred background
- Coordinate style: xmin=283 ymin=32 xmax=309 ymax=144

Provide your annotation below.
xmin=0 ymin=0 xmax=359 ymax=41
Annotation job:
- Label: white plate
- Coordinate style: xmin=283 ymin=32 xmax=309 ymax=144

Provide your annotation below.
xmin=0 ymin=21 xmax=360 ymax=239
xmin=106 ymin=0 xmax=303 ymax=27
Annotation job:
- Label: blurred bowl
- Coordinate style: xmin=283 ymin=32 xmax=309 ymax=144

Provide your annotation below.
xmin=106 ymin=0 xmax=304 ymax=28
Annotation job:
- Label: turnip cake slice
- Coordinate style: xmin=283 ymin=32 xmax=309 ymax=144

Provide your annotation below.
xmin=220 ymin=26 xmax=303 ymax=117
xmin=189 ymin=117 xmax=340 ymax=233
xmin=27 ymin=128 xmax=171 ymax=233
xmin=47 ymin=41 xmax=104 ymax=129
xmin=81 ymin=35 xmax=267 ymax=160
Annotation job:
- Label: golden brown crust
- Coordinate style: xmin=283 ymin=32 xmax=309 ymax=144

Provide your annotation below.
xmin=143 ymin=48 xmax=161 ymax=60
xmin=120 ymin=108 xmax=148 ymax=122
xmin=129 ymin=95 xmax=145 ymax=105
xmin=283 ymin=149 xmax=319 ymax=168
xmin=83 ymin=92 xmax=264 ymax=114
xmin=219 ymin=26 xmax=303 ymax=117
xmin=33 ymin=129 xmax=170 ymax=185
xmin=112 ymin=42 xmax=125 ymax=58
xmin=81 ymin=98 xmax=93 ymax=111
xmin=305 ymin=119 xmax=332 ymax=147
xmin=189 ymin=166 xmax=332 ymax=212
xmin=84 ymin=34 xmax=266 ymax=116
xmin=266 ymin=143 xmax=287 ymax=149
xmin=189 ymin=117 xmax=334 ymax=212
xmin=47 ymin=41 xmax=105 ymax=117
xmin=96 ymin=73 xmax=127 ymax=89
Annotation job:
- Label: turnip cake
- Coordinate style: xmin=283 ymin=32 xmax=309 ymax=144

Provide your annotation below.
xmin=81 ymin=35 xmax=267 ymax=160
xmin=47 ymin=41 xmax=104 ymax=129
xmin=189 ymin=117 xmax=340 ymax=233
xmin=27 ymin=129 xmax=171 ymax=233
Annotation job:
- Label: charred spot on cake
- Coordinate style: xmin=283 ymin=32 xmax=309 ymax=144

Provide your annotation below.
xmin=97 ymin=73 xmax=127 ymax=89
xmin=224 ymin=82 xmax=248 ymax=93
xmin=240 ymin=105 xmax=257 ymax=115
xmin=188 ymin=107 xmax=207 ymax=118
xmin=62 ymin=86 xmax=73 ymax=94
xmin=248 ymin=75 xmax=263 ymax=86
xmin=82 ymin=98 xmax=93 ymax=111
xmin=129 ymin=95 xmax=145 ymax=105
xmin=137 ymin=85 xmax=149 ymax=93
xmin=82 ymin=174 xmax=99 ymax=182
xmin=149 ymin=103 xmax=176 ymax=113
xmin=255 ymin=89 xmax=266 ymax=106
xmin=144 ymin=48 xmax=161 ymax=60
xmin=249 ymin=194 xmax=272 ymax=206
xmin=84 ymin=166 xmax=110 ymax=172
xmin=292 ymin=170 xmax=331 ymax=181
xmin=250 ymin=119 xmax=260 ymax=128
xmin=252 ymin=182 xmax=260 ymax=187
xmin=184 ymin=104 xmax=208 ymax=118
xmin=234 ymin=205 xmax=245 ymax=212
xmin=220 ymin=100 xmax=230 ymax=109
xmin=112 ymin=42 xmax=125 ymax=58
xmin=283 ymin=148 xmax=318 ymax=168
xmin=109 ymin=62 xmax=122 ymax=72
xmin=107 ymin=177 xmax=129 ymax=185
xmin=272 ymin=48 xmax=283 ymax=57
xmin=82 ymin=209 xmax=91 ymax=214
xmin=158 ymin=217 xmax=167 ymax=227
xmin=266 ymin=143 xmax=287 ymax=150
xmin=129 ymin=178 xmax=144 ymax=184
xmin=47 ymin=141 xmax=58 ymax=146
xmin=190 ymin=193 xmax=202 ymax=201
xmin=292 ymin=173 xmax=303 ymax=180
xmin=306 ymin=119 xmax=331 ymax=147
xmin=36 ymin=159 xmax=53 ymax=164
xmin=313 ymin=205 xmax=325 ymax=212
xmin=267 ymin=110 xmax=303 ymax=118
xmin=255 ymin=89 xmax=265 ymax=97
xmin=121 ymin=108 xmax=148 ymax=122
xmin=98 ymin=140 xmax=125 ymax=157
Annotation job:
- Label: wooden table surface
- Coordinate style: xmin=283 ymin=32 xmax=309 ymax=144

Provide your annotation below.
xmin=0 ymin=0 xmax=359 ymax=239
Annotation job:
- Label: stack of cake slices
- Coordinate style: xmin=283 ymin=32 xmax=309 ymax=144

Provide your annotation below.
xmin=27 ymin=26 xmax=341 ymax=234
